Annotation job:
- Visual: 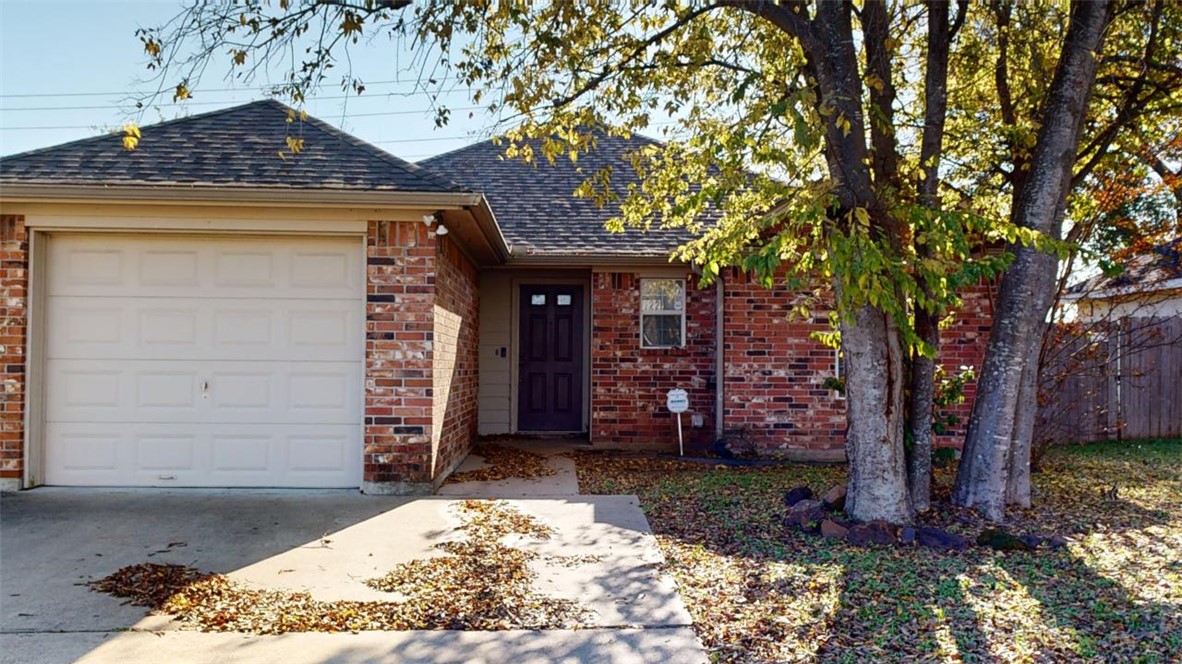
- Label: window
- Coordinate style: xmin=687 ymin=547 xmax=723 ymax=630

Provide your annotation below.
xmin=640 ymin=278 xmax=685 ymax=348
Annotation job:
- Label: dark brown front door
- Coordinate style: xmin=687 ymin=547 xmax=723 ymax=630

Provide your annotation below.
xmin=518 ymin=284 xmax=584 ymax=431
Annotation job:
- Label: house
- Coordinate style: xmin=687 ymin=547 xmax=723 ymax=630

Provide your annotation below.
xmin=0 ymin=100 xmax=993 ymax=494
xmin=1064 ymin=238 xmax=1182 ymax=321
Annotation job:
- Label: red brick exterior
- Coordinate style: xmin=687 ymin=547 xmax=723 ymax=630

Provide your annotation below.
xmin=432 ymin=235 xmax=480 ymax=479
xmin=722 ymin=273 xmax=846 ymax=458
xmin=933 ymin=282 xmax=995 ymax=446
xmin=0 ymin=216 xmax=27 ymax=485
xmin=590 ymin=271 xmax=716 ymax=447
xmin=364 ymin=221 xmax=479 ymax=493
xmin=586 ymin=268 xmax=994 ymax=459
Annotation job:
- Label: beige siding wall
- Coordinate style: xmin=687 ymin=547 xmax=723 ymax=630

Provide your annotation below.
xmin=478 ymin=272 xmax=514 ymax=435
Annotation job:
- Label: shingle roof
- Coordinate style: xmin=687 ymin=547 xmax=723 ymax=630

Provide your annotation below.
xmin=419 ymin=133 xmax=701 ymax=257
xmin=1067 ymin=237 xmax=1182 ymax=298
xmin=0 ymin=99 xmax=462 ymax=193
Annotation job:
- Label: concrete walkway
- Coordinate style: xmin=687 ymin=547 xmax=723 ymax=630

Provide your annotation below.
xmin=437 ymin=442 xmax=581 ymax=497
xmin=0 ymin=455 xmax=707 ymax=664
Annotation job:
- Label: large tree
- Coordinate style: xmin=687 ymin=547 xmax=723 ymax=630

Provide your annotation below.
xmin=948 ymin=0 xmax=1182 ymax=520
xmin=137 ymin=0 xmax=1181 ymax=524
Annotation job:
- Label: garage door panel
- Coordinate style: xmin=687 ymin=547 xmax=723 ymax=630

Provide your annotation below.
xmin=49 ymin=235 xmax=361 ymax=299
xmin=46 ymin=423 xmax=360 ymax=487
xmin=48 ymin=360 xmax=199 ymax=423
xmin=48 ymin=297 xmax=362 ymax=361
xmin=52 ymin=430 xmax=121 ymax=472
xmin=136 ymin=433 xmax=198 ymax=472
xmin=48 ymin=359 xmax=360 ymax=425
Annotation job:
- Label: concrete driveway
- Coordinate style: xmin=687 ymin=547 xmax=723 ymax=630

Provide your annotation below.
xmin=0 ymin=489 xmax=705 ymax=664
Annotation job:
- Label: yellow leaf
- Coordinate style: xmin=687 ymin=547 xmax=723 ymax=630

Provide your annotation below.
xmin=121 ymin=123 xmax=141 ymax=151
xmin=174 ymin=83 xmax=190 ymax=102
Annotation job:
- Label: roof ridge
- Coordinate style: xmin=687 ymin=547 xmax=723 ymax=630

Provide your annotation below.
xmin=419 ymin=128 xmax=665 ymax=167
xmin=0 ymin=99 xmax=279 ymax=162
xmin=291 ymin=104 xmax=468 ymax=193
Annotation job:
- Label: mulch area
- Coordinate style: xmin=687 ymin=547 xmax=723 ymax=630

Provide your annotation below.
xmin=572 ymin=440 xmax=1182 ymax=663
xmin=89 ymin=500 xmax=590 ymax=633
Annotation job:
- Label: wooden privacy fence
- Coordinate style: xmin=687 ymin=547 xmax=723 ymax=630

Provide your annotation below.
xmin=1035 ymin=317 xmax=1182 ymax=444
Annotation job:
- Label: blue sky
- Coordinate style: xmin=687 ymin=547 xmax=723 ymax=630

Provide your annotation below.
xmin=0 ymin=0 xmax=495 ymax=159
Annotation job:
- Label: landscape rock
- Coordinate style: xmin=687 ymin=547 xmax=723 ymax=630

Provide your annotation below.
xmin=1019 ymin=534 xmax=1044 ymax=549
xmin=783 ymin=486 xmax=814 ymax=508
xmin=1045 ymin=534 xmax=1069 ymax=549
xmin=820 ymin=519 xmax=849 ymax=540
xmin=917 ymin=526 xmax=972 ymax=551
xmin=899 ymin=526 xmax=917 ymax=545
xmin=846 ymin=520 xmax=897 ymax=547
xmin=820 ymin=484 xmax=847 ymax=512
xmin=784 ymin=499 xmax=826 ymax=533
xmin=977 ymin=528 xmax=1035 ymax=551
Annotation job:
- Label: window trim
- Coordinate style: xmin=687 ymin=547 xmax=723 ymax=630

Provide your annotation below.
xmin=639 ymin=277 xmax=687 ymax=349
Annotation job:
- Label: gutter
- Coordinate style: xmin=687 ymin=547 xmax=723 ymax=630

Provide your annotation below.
xmin=1 ymin=182 xmax=513 ymax=265
xmin=503 ymin=253 xmax=685 ymax=267
xmin=715 ymin=274 xmax=725 ymax=441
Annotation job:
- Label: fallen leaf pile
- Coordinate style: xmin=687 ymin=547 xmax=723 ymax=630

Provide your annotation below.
xmin=86 ymin=562 xmax=213 ymax=608
xmin=568 ymin=450 xmax=710 ymax=494
xmin=444 ymin=444 xmax=556 ymax=484
xmin=89 ymin=500 xmax=590 ymax=634
xmin=575 ymin=439 xmax=1182 ymax=663
xmin=364 ymin=500 xmax=588 ymax=630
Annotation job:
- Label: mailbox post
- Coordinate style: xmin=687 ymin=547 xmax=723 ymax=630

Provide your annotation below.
xmin=666 ymin=388 xmax=689 ymax=456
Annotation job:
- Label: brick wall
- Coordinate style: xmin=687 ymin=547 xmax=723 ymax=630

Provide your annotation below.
xmin=586 ymin=268 xmax=993 ymax=460
xmin=590 ymin=271 xmax=716 ymax=448
xmin=432 ymin=235 xmax=479 ymax=479
xmin=722 ymin=273 xmax=847 ymax=459
xmin=364 ymin=220 xmax=438 ymax=493
xmin=0 ymin=216 xmax=27 ymax=487
xmin=933 ymin=281 xmax=995 ymax=447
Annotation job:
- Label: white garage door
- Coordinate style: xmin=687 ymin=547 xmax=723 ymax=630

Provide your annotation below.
xmin=44 ymin=234 xmax=364 ymax=487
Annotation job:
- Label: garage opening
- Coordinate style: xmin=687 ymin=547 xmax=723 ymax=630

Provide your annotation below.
xmin=42 ymin=233 xmax=364 ymax=488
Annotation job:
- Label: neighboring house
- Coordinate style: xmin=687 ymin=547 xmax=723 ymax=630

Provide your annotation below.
xmin=0 ymin=100 xmax=992 ymax=494
xmin=1064 ymin=238 xmax=1182 ymax=321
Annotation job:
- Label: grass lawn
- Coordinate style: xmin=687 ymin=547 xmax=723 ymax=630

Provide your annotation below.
xmin=573 ymin=440 xmax=1182 ymax=663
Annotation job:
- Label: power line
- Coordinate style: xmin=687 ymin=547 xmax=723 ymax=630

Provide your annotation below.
xmin=0 ymin=77 xmax=464 ymax=100
xmin=1 ymin=97 xmax=478 ymax=113
xmin=0 ymin=105 xmax=489 ymax=131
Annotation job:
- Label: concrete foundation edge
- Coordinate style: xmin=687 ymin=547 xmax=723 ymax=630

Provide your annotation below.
xmin=360 ymin=480 xmax=433 ymax=496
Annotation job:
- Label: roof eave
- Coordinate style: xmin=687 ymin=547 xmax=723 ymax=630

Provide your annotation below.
xmin=0 ymin=183 xmax=484 ymax=210
xmin=1064 ymin=277 xmax=1182 ymax=301
xmin=504 ymin=252 xmax=685 ymax=267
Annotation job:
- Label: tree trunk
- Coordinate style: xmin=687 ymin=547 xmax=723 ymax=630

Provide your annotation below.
xmin=841 ymin=295 xmax=914 ymax=524
xmin=751 ymin=0 xmax=916 ymax=525
xmin=1006 ymin=333 xmax=1041 ymax=508
xmin=955 ymin=0 xmax=1112 ymax=522
xmin=906 ymin=0 xmax=958 ymax=513
xmin=955 ymin=248 xmax=1055 ymax=521
xmin=907 ymin=311 xmax=938 ymax=512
